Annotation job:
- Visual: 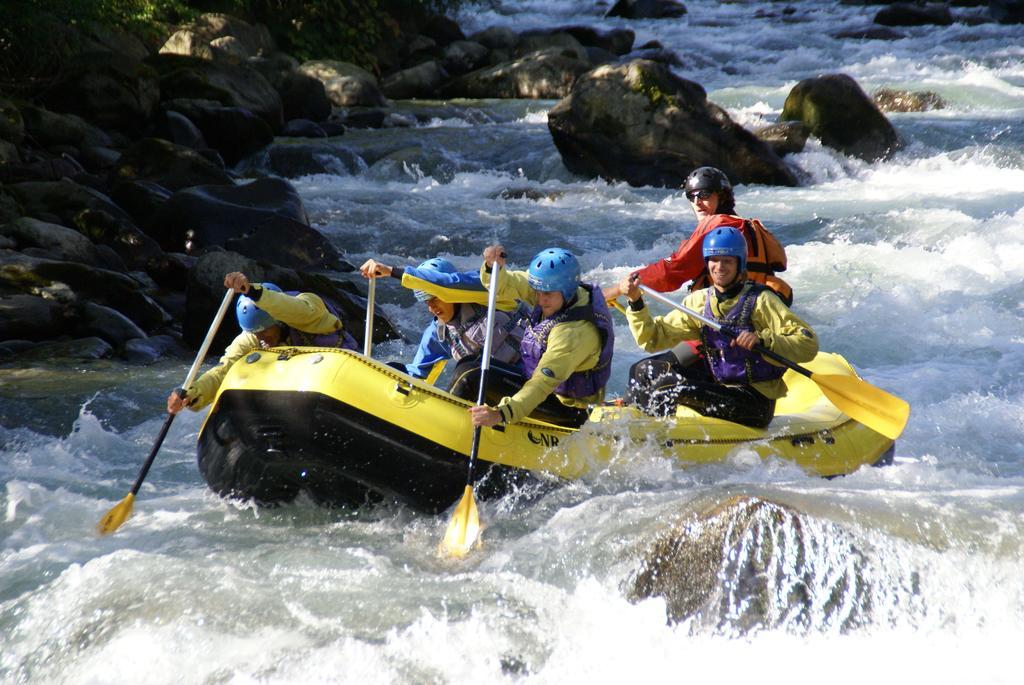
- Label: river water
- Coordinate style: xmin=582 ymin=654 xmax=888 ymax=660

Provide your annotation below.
xmin=2 ymin=1 xmax=1023 ymax=682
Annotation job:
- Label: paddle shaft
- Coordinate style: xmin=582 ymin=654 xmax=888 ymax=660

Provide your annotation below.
xmin=128 ymin=289 xmax=235 ymax=496
xmin=465 ymin=264 xmax=501 ymax=480
xmin=639 ymin=285 xmax=813 ymax=379
xmin=363 ymin=276 xmax=376 ymax=356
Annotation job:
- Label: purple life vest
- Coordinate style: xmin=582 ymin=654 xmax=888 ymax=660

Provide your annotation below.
xmin=699 ymin=283 xmax=785 ymax=385
xmin=519 ymin=283 xmax=615 ymax=399
xmin=283 ymin=291 xmax=358 ymax=350
xmin=437 ymin=303 xmax=526 ymax=365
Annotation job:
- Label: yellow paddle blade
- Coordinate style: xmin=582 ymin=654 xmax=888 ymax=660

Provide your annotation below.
xmin=439 ymin=485 xmax=481 ymax=558
xmin=97 ymin=493 xmax=135 ymax=536
xmin=812 ymin=373 xmax=911 ymax=441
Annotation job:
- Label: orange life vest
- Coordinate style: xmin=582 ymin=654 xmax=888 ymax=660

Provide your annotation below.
xmin=692 ymin=217 xmax=793 ymax=305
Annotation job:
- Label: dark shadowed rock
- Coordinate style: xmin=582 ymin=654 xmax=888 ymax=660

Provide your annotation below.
xmin=41 ymin=52 xmax=160 ymax=135
xmin=442 ymin=41 xmax=490 ymax=76
xmin=0 ymin=292 xmax=70 ymax=341
xmin=990 ymin=0 xmax=1024 ymax=23
xmin=281 ymin=119 xmax=328 ymax=138
xmin=6 ymin=179 xmax=134 ymax=228
xmin=624 ymin=46 xmax=684 ymax=68
xmin=163 ymin=99 xmax=274 ymax=166
xmin=548 ymin=60 xmax=797 ymax=188
xmin=442 ymin=50 xmax=592 ymax=99
xmin=781 ymin=73 xmax=902 ymax=162
xmin=19 ymin=105 xmax=113 ymax=149
xmin=278 ymin=70 xmax=333 ymax=122
xmin=71 ymin=209 xmax=165 ymax=272
xmin=515 ymin=33 xmax=590 ymax=62
xmin=0 ymin=251 xmax=171 ymax=333
xmin=145 ymin=177 xmax=341 ymax=269
xmin=152 ymin=54 xmax=284 ymax=131
xmin=123 ymin=334 xmax=184 ymax=364
xmin=420 ymin=15 xmax=467 ymax=47
xmin=1 ymin=217 xmax=104 ymax=266
xmin=110 ymin=180 xmax=174 ymax=229
xmin=0 ymin=157 xmax=86 ymax=184
xmin=223 ymin=215 xmax=344 ymax=270
xmin=382 ymin=61 xmax=449 ymax=100
xmin=262 ymin=143 xmax=365 ymax=177
xmin=111 ymin=138 xmax=233 ymax=191
xmin=552 ymin=26 xmax=636 ymax=55
xmin=12 ymin=337 xmax=115 ymax=361
xmin=874 ymin=2 xmax=954 ymax=25
xmin=468 ymin=26 xmax=519 ymax=50
xmin=80 ymin=302 xmax=149 ymax=347
xmin=0 ymin=98 xmax=25 ymax=144
xmin=159 ymin=109 xmax=209 ymax=149
xmin=606 ymin=0 xmax=688 ymax=18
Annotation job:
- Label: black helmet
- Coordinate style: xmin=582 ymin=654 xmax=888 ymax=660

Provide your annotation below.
xmin=684 ymin=166 xmax=731 ymax=197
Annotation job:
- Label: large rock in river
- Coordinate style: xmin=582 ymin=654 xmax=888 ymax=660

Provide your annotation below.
xmin=548 ymin=60 xmax=797 ymax=188
xmin=628 ymin=496 xmax=873 ymax=632
xmin=147 ymin=177 xmax=344 ymax=269
xmin=781 ymin=73 xmax=902 ymax=162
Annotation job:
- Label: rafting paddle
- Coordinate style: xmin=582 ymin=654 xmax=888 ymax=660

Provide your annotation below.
xmin=638 ymin=285 xmax=910 ymax=440
xmin=440 ymin=262 xmax=502 ymax=557
xmin=97 ymin=288 xmax=235 ymax=535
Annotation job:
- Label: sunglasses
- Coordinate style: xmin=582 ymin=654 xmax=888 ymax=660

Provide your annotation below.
xmin=686 ymin=189 xmax=715 ymax=201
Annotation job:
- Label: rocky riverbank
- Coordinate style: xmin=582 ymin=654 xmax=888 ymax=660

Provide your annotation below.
xmin=2 ymin=1 xmax=1006 ymax=365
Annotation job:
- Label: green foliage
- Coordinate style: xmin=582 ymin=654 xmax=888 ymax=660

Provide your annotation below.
xmin=239 ymin=0 xmax=462 ymax=73
xmin=0 ymin=0 xmax=468 ymax=83
xmin=0 ymin=0 xmax=196 ymax=81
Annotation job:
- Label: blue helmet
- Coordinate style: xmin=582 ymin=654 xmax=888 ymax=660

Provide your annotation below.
xmin=702 ymin=227 xmax=747 ymax=272
xmin=413 ymin=257 xmax=457 ymax=302
xmin=527 ymin=247 xmax=580 ymax=301
xmin=236 ymin=282 xmax=283 ymax=332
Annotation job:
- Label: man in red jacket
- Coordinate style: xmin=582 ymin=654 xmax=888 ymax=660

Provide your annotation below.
xmin=603 ymin=166 xmax=792 ymax=304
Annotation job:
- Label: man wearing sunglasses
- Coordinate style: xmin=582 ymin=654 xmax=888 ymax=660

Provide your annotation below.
xmin=603 ymin=166 xmax=792 ymax=307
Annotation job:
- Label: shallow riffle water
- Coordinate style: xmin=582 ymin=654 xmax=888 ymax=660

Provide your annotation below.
xmin=2 ymin=0 xmax=1023 ymax=682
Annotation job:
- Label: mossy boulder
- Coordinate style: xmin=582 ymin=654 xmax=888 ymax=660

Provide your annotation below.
xmin=781 ymin=73 xmax=901 ymax=162
xmin=548 ymin=59 xmax=797 ymax=188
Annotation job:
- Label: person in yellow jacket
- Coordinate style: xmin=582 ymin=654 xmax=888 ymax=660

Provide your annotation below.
xmin=166 ymin=271 xmax=357 ymax=414
xmin=618 ymin=227 xmax=817 ymax=428
xmin=469 ymin=245 xmax=615 ymax=429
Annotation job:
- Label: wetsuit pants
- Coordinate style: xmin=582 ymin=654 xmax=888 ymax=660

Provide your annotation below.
xmin=625 ymin=350 xmax=775 ymax=428
xmin=449 ymin=356 xmax=591 ymax=429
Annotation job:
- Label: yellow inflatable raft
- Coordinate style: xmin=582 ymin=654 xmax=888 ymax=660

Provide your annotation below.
xmin=196 ymin=347 xmax=894 ymax=512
